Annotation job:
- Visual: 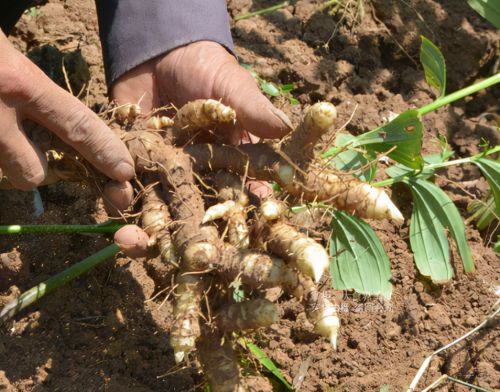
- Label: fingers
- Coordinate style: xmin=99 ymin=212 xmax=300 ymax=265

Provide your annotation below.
xmin=156 ymin=41 xmax=293 ymax=141
xmin=114 ymin=225 xmax=152 ymax=258
xmin=246 ymin=180 xmax=273 ymax=199
xmin=0 ymin=105 xmax=47 ymax=190
xmin=103 ymin=180 xmax=134 ymax=217
xmin=216 ymin=62 xmax=293 ymax=139
xmin=21 ymin=62 xmax=135 ymax=182
xmin=110 ymin=59 xmax=161 ymax=112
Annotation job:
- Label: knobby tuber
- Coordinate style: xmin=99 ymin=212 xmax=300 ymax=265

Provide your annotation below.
xmin=140 ymin=182 xmax=176 ymax=264
xmin=170 ymin=272 xmax=204 ymax=364
xmin=204 ymin=171 xmax=250 ymax=248
xmin=186 ymin=143 xmax=403 ymax=222
xmin=216 ymin=299 xmax=279 ymax=332
xmin=0 ymin=99 xmax=405 ymax=388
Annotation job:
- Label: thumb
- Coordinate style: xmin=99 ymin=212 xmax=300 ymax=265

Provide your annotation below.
xmin=220 ymin=63 xmax=293 ymax=139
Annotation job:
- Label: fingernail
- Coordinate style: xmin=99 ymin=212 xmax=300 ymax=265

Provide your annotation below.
xmin=269 ymin=106 xmax=293 ymax=130
xmin=114 ymin=161 xmax=135 ymax=181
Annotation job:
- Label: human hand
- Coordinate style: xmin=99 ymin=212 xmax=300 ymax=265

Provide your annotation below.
xmin=109 ymin=41 xmax=294 ymax=255
xmin=0 ymin=30 xmax=135 ymax=191
xmin=111 ymin=40 xmax=292 ymax=143
xmin=111 ymin=40 xmax=292 ymax=200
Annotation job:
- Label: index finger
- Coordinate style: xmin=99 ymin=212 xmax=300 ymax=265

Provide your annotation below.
xmin=22 ymin=70 xmax=135 ymax=182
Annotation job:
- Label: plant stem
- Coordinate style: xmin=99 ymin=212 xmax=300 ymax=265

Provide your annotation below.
xmin=447 ymin=376 xmax=492 ymax=392
xmin=0 ymin=244 xmax=120 ymax=323
xmin=0 ymin=221 xmax=124 ymax=235
xmin=417 ymin=72 xmax=500 ymax=116
xmin=374 ymin=146 xmax=500 ymax=187
xmin=234 ymin=1 xmax=289 ymax=21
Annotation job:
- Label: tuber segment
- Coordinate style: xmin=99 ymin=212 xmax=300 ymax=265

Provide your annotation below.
xmin=305 ymin=289 xmax=340 ymax=350
xmin=141 ymin=183 xmax=176 ymax=264
xmin=219 ymin=245 xmax=299 ymax=291
xmin=216 ymin=299 xmax=279 ymax=332
xmin=266 ymin=221 xmax=330 ymax=283
xmin=197 ymin=330 xmax=243 ymax=392
xmin=186 ymin=143 xmax=404 ymax=222
xmin=114 ymin=103 xmax=141 ymax=124
xmin=283 ymin=102 xmax=337 ymax=161
xmin=170 ymin=272 xmax=204 ymax=363
xmin=120 ymin=131 xmax=221 ymax=270
xmin=172 ymin=99 xmax=236 ymax=145
xmin=212 ymin=171 xmax=250 ymax=248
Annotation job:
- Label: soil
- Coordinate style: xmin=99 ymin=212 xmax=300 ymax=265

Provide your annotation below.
xmin=1 ymin=1 xmax=499 ymax=391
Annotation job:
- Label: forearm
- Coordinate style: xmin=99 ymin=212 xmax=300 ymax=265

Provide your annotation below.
xmin=95 ymin=0 xmax=235 ymax=86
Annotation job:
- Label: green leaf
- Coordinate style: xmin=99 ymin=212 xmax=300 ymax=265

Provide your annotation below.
xmin=467 ymin=0 xmax=500 ymax=28
xmin=473 ymin=158 xmax=500 ymax=216
xmin=229 ymin=277 xmax=245 ymax=302
xmin=240 ymin=339 xmax=293 ymax=391
xmin=468 ymin=196 xmax=496 ymax=231
xmin=260 ymin=81 xmax=281 ymax=96
xmin=29 ymin=7 xmax=37 ymax=17
xmin=327 ymin=133 xmax=377 ymax=181
xmin=352 ymin=109 xmax=424 ymax=169
xmin=407 ymin=179 xmax=475 ymax=275
xmin=288 ymin=96 xmax=300 ymax=105
xmin=494 ymin=239 xmax=500 ymax=253
xmin=409 ymin=185 xmax=453 ymax=282
xmin=419 ymin=36 xmax=446 ymax=97
xmin=279 ymin=83 xmax=296 ymax=93
xmin=329 ymin=210 xmax=392 ymax=299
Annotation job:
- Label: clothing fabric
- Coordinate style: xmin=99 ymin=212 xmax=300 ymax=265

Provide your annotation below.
xmin=1 ymin=1 xmax=235 ymax=87
xmin=95 ymin=0 xmax=235 ymax=86
xmin=0 ymin=0 xmax=34 ymax=34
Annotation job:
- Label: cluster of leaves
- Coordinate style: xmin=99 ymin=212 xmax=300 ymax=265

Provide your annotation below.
xmin=241 ymin=63 xmax=299 ymax=105
xmin=319 ymin=37 xmax=500 ymax=298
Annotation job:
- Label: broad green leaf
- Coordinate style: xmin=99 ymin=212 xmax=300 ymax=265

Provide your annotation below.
xmin=352 ymin=110 xmax=424 ymax=169
xmin=467 ymin=0 xmax=500 ymax=28
xmin=419 ymin=36 xmax=446 ymax=97
xmin=329 ymin=210 xmax=392 ymax=299
xmin=408 ymin=179 xmax=475 ymax=274
xmin=327 ymin=133 xmax=377 ymax=181
xmin=260 ymin=81 xmax=281 ymax=96
xmin=473 ymin=158 xmax=500 ymax=216
xmin=288 ymin=96 xmax=300 ymax=105
xmin=240 ymin=339 xmax=293 ymax=391
xmin=409 ymin=184 xmax=453 ymax=282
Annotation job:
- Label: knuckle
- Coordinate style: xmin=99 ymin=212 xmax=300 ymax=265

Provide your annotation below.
xmin=63 ymin=108 xmax=95 ymax=145
xmin=0 ymin=56 xmax=37 ymax=102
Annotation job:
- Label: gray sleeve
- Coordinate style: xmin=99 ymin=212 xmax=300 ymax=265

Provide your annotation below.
xmin=95 ymin=0 xmax=235 ymax=86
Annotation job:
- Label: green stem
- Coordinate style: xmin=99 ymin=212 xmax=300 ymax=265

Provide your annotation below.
xmin=418 ymin=72 xmax=500 ymax=116
xmin=447 ymin=376 xmax=492 ymax=392
xmin=374 ymin=146 xmax=499 ymax=187
xmin=0 ymin=244 xmax=120 ymax=323
xmin=234 ymin=1 xmax=289 ymax=21
xmin=0 ymin=221 xmax=124 ymax=235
